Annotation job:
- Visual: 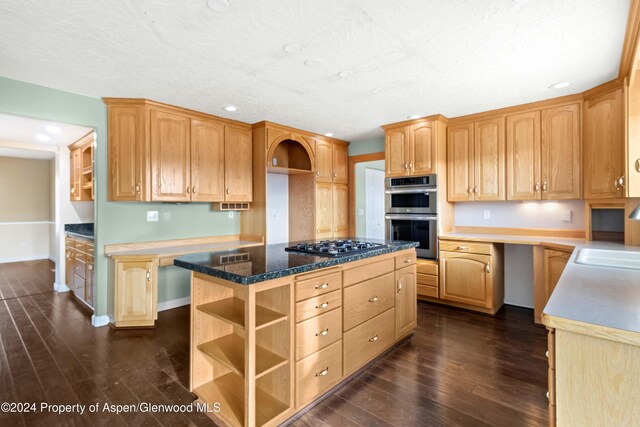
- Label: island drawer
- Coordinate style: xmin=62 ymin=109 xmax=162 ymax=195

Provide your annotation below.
xmin=343 ymin=258 xmax=394 ymax=287
xmin=295 ymin=271 xmax=342 ymax=302
xmin=344 ymin=308 xmax=395 ymax=375
xmin=395 ymin=251 xmax=416 ymax=269
xmin=295 ymin=340 xmax=343 ymax=408
xmin=416 ymin=259 xmax=438 ymax=275
xmin=296 ymin=307 xmax=342 ymax=361
xmin=343 ymin=272 xmax=394 ymax=331
xmin=296 ymin=290 xmax=342 ymax=323
xmin=439 ymin=240 xmax=492 ymax=255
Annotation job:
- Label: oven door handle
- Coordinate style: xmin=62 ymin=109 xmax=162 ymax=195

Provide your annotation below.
xmin=385 ymin=214 xmax=438 ymax=221
xmin=384 ymin=188 xmax=437 ymax=194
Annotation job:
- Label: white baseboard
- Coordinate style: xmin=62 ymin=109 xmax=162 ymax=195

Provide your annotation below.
xmin=158 ymin=296 xmax=191 ymax=312
xmin=0 ymin=254 xmax=51 ymax=264
xmin=91 ymin=314 xmax=110 ymax=328
xmin=54 ymin=282 xmax=70 ymax=292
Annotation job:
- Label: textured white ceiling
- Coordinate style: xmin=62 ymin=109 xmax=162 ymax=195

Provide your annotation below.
xmin=0 ymin=0 xmax=631 ymax=141
xmin=0 ymin=113 xmax=93 ymax=147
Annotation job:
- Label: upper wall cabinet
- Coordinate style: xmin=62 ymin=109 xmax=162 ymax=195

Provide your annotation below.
xmin=506 ymin=111 xmax=541 ymax=201
xmin=105 ymin=99 xmax=253 ymax=203
xmin=69 ymin=131 xmax=94 ymax=201
xmin=447 ymin=118 xmax=505 ymax=202
xmin=315 ymin=140 xmax=348 ymax=184
xmin=384 ymin=120 xmax=439 ymax=177
xmin=584 ymin=88 xmax=624 ymax=199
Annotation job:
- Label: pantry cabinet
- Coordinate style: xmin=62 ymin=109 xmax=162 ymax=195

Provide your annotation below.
xmin=447 ymin=118 xmax=505 ymax=202
xmin=105 ymin=98 xmax=253 ymax=203
xmin=584 ymin=88 xmax=625 ymax=199
xmin=384 ymin=120 xmax=439 ymax=177
xmin=506 ymin=111 xmax=541 ymax=200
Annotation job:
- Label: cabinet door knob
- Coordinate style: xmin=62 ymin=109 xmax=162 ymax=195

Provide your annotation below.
xmin=485 ymin=263 xmax=490 ymax=274
xmin=333 ymin=172 xmax=337 ymax=177
xmin=146 ymin=269 xmax=151 ymax=282
xmin=635 ymin=159 xmax=640 ymax=173
xmin=368 ymin=296 xmax=378 ymax=303
xmin=135 ymin=182 xmax=141 ymax=194
xmin=403 ymin=258 xmax=411 ymax=263
xmin=397 ymin=283 xmax=402 ymax=293
xmin=545 ymin=350 xmax=549 ymax=358
xmin=226 ymin=188 xmax=230 ymax=195
xmin=409 ymin=161 xmax=413 ymax=171
xmin=315 ymin=367 xmax=329 ymax=377
xmin=542 ymin=182 xmax=548 ymax=192
xmin=186 ymin=186 xmax=190 ymax=194
xmin=315 ymin=283 xmax=329 ymax=290
xmin=316 ymin=171 xmax=320 ymax=176
xmin=474 ymin=186 xmax=479 ymax=194
xmin=316 ymin=302 xmax=329 ymax=309
xmin=316 ymin=328 xmax=329 ymax=337
xmin=316 ymin=229 xmax=320 ymax=234
xmin=369 ymin=335 xmax=379 ymax=342
xmin=192 ymin=187 xmax=197 ymax=194
xmin=619 ymin=175 xmax=625 ymax=187
xmin=534 ymin=182 xmax=540 ymax=192
xmin=468 ymin=187 xmax=473 ymax=196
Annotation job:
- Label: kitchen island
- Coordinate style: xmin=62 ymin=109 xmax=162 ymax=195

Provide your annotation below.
xmin=174 ymin=240 xmax=418 ymax=427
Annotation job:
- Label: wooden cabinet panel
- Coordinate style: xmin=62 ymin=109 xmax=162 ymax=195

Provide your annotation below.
xmin=332 ymin=143 xmax=348 ymax=184
xmin=332 ymin=184 xmax=348 ymax=238
xmin=315 ymin=140 xmax=333 ymax=183
xmin=541 ymin=104 xmax=581 ymax=200
xmin=224 ymin=125 xmax=253 ymax=202
xmin=70 ymin=148 xmax=82 ymax=201
xmin=86 ymin=258 xmax=94 ymax=307
xmin=507 ymin=111 xmax=541 ymax=200
xmin=385 ymin=128 xmax=409 ymax=177
xmin=65 ymin=247 xmax=74 ymax=287
xmin=343 ymin=308 xmax=395 ymax=375
xmin=584 ymin=89 xmax=624 ymax=199
xmin=190 ymin=119 xmax=225 ymax=202
xmin=315 ymin=182 xmax=333 ymax=239
xmin=474 ymin=117 xmax=505 ymax=201
xmin=395 ymin=265 xmax=417 ymax=339
xmin=295 ymin=340 xmax=343 ymax=408
xmin=295 ymin=271 xmax=342 ymax=302
xmin=447 ymin=123 xmax=474 ymax=201
xmin=440 ymin=251 xmax=492 ymax=308
xmin=343 ymin=272 xmax=394 ymax=331
xmin=543 ymin=249 xmax=571 ymax=306
xmin=410 ymin=122 xmax=436 ymax=175
xmin=114 ymin=259 xmax=156 ymax=326
xmin=295 ymin=290 xmax=342 ymax=323
xmin=108 ymin=106 xmax=144 ymax=201
xmin=296 ymin=308 xmax=342 ymax=361
xmin=150 ymin=109 xmax=191 ymax=202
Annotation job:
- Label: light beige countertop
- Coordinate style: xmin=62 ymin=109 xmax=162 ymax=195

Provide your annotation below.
xmin=440 ymin=232 xmax=640 ymax=344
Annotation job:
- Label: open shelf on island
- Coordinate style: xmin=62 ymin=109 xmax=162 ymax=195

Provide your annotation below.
xmin=197 ymin=334 xmax=288 ymax=379
xmin=197 ymin=297 xmax=287 ymax=330
xmin=194 ymin=372 xmax=289 ymax=427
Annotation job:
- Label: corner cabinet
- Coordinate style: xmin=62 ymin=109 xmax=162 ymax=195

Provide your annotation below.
xmin=105 ymin=98 xmax=252 ymax=203
xmin=384 ymin=119 xmax=442 ymax=177
xmin=113 ymin=256 xmax=158 ymax=328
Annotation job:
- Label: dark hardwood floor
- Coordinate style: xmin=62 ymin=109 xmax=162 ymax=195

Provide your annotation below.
xmin=0 ymin=259 xmax=55 ymax=300
xmin=0 ymin=260 xmax=548 ymax=426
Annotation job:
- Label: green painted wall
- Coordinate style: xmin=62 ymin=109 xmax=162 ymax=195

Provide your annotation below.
xmin=348 ymin=137 xmax=384 ymax=156
xmin=0 ymin=77 xmax=239 ymax=318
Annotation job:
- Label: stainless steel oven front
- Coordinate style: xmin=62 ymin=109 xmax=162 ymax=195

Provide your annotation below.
xmin=385 ymin=175 xmax=437 ymax=215
xmin=385 ymin=214 xmax=438 ymax=259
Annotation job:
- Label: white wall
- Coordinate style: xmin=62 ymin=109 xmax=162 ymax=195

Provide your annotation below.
xmin=266 ymin=173 xmax=289 ymax=244
xmin=454 ymin=200 xmax=585 ymax=309
xmin=355 ymin=160 xmax=385 ymax=237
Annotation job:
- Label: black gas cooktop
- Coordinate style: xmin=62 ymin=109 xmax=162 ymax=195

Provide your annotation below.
xmin=285 ymin=240 xmax=387 ymax=258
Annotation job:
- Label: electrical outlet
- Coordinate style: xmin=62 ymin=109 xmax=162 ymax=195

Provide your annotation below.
xmin=358 ymin=209 xmax=364 ymax=216
xmin=228 ymin=211 xmax=235 ymax=219
xmin=561 ymin=209 xmax=571 ymax=222
xmin=163 ymin=212 xmax=171 ymax=221
xmin=146 ymin=211 xmax=159 ymax=222
xmin=272 ymin=210 xmax=277 ymax=218
xmin=484 ymin=210 xmax=491 ymax=220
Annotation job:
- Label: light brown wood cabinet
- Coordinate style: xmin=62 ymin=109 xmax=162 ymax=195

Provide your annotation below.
xmin=543 ymin=248 xmax=571 ymax=307
xmin=315 ymin=140 xmax=348 ymax=184
xmin=439 ymin=241 xmax=504 ymax=314
xmin=69 ymin=132 xmax=94 ymax=201
xmin=447 ymin=118 xmax=506 ymax=202
xmin=584 ymin=88 xmax=625 ymax=199
xmin=506 ymin=111 xmax=541 ymax=200
xmin=315 ymin=182 xmax=348 ymax=240
xmin=332 ymin=184 xmax=348 ymax=238
xmin=65 ymin=235 xmax=94 ymax=308
xmin=105 ymin=99 xmax=253 ymax=203
xmin=395 ymin=264 xmax=417 ymax=339
xmin=113 ymin=256 xmax=158 ymax=328
xmin=385 ymin=121 xmax=438 ymax=177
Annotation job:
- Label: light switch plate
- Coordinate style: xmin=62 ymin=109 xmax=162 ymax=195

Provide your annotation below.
xmin=561 ymin=209 xmax=571 ymax=222
xmin=147 ymin=211 xmax=159 ymax=222
xmin=163 ymin=212 xmax=171 ymax=221
xmin=228 ymin=211 xmax=235 ymax=219
xmin=358 ymin=209 xmax=364 ymax=216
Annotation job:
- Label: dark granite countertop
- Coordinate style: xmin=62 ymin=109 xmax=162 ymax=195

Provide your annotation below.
xmin=174 ymin=239 xmax=419 ymax=285
xmin=65 ymin=223 xmax=94 ymax=239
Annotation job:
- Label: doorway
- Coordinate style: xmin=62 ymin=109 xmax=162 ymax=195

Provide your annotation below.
xmin=349 ymin=153 xmax=386 ymax=240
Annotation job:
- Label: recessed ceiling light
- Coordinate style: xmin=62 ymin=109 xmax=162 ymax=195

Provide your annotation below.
xmin=338 ymin=70 xmax=353 ymax=78
xmin=324 ymin=132 xmax=334 ymax=137
xmin=207 ymin=0 xmax=230 ymax=12
xmin=304 ymin=58 xmax=323 ymax=67
xmin=283 ymin=44 xmax=301 ymax=54
xmin=371 ymin=88 xmax=383 ymax=95
xmin=224 ymin=105 xmax=237 ymax=112
xmin=45 ymin=125 xmax=61 ymax=134
xmin=35 ymin=133 xmax=50 ymax=142
xmin=549 ymin=81 xmax=571 ymax=89
xmin=408 ymin=114 xmax=421 ymax=120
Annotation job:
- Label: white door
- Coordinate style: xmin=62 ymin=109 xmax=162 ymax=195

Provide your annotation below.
xmin=365 ymin=168 xmax=385 ymax=240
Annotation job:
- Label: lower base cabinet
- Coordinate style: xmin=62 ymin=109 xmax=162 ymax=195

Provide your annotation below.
xmin=343 ymin=308 xmax=395 ymax=375
xmin=395 ymin=265 xmax=417 ymax=339
xmin=112 ymin=256 xmax=158 ymax=328
xmin=543 ymin=248 xmax=571 ymax=306
xmin=65 ymin=235 xmax=94 ymax=308
xmin=295 ymin=340 xmax=343 ymax=408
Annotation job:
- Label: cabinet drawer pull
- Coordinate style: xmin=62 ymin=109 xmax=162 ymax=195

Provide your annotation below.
xmin=316 ymin=328 xmax=329 ymax=337
xmin=146 ymin=269 xmax=151 ymax=282
xmin=397 ymin=283 xmax=402 ymax=293
xmin=135 ymin=182 xmax=141 ymax=194
xmin=474 ymin=186 xmax=479 ymax=194
xmin=485 ymin=263 xmax=490 ymax=274
xmin=226 ymin=188 xmax=230 ymax=195
xmin=456 ymin=246 xmax=469 ymax=250
xmin=545 ymin=350 xmax=549 ymax=358
xmin=315 ymin=367 xmax=329 ymax=377
xmin=368 ymin=296 xmax=378 ymax=303
xmin=369 ymin=335 xmax=379 ymax=342
xmin=315 ymin=283 xmax=329 ymax=290
xmin=542 ymin=181 xmax=548 ymax=192
xmin=186 ymin=186 xmax=191 ymax=194
xmin=546 ymin=391 xmax=550 ymax=400
xmin=403 ymin=258 xmax=411 ymax=263
xmin=315 ymin=302 xmax=329 ymax=309
xmin=535 ymin=182 xmax=540 ymax=192
xmin=468 ymin=187 xmax=473 ymax=196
